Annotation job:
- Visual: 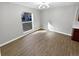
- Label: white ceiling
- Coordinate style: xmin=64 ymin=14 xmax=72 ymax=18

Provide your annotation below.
xmin=11 ymin=2 xmax=79 ymax=10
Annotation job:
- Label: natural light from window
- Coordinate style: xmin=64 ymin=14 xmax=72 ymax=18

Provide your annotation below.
xmin=48 ymin=22 xmax=54 ymax=31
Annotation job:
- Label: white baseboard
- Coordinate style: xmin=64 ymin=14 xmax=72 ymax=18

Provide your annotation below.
xmin=53 ymin=30 xmax=72 ymax=36
xmin=0 ymin=28 xmax=71 ymax=47
xmin=0 ymin=28 xmax=40 ymax=47
xmin=0 ymin=34 xmax=26 ymax=47
xmin=43 ymin=28 xmax=72 ymax=36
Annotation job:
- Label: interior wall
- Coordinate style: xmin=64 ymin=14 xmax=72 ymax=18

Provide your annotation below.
xmin=0 ymin=2 xmax=40 ymax=45
xmin=77 ymin=6 xmax=79 ymax=22
xmin=0 ymin=2 xmax=78 ymax=45
xmin=40 ymin=6 xmax=78 ymax=35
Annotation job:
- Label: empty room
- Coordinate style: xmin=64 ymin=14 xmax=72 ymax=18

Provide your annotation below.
xmin=0 ymin=2 xmax=79 ymax=56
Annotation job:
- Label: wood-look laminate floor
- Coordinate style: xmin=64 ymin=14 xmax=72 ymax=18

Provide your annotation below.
xmin=0 ymin=48 xmax=1 ymax=56
xmin=1 ymin=30 xmax=79 ymax=56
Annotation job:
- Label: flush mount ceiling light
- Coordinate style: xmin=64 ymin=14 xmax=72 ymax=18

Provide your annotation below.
xmin=38 ymin=2 xmax=50 ymax=9
xmin=35 ymin=2 xmax=52 ymax=9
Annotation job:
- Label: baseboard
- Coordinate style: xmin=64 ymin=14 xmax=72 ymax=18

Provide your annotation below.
xmin=0 ymin=28 xmax=40 ymax=47
xmin=0 ymin=28 xmax=71 ymax=47
xmin=53 ymin=30 xmax=72 ymax=36
xmin=0 ymin=34 xmax=25 ymax=47
xmin=43 ymin=28 xmax=72 ymax=36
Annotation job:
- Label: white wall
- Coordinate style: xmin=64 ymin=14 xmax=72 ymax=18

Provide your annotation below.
xmin=0 ymin=2 xmax=78 ymax=45
xmin=40 ymin=6 xmax=78 ymax=35
xmin=0 ymin=3 xmax=40 ymax=45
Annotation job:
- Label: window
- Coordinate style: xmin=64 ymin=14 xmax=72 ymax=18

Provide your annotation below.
xmin=21 ymin=12 xmax=32 ymax=32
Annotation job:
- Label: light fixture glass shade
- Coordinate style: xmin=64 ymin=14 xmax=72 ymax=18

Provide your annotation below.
xmin=34 ymin=2 xmax=51 ymax=9
xmin=39 ymin=3 xmax=49 ymax=9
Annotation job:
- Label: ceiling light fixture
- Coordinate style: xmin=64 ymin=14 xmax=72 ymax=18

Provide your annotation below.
xmin=35 ymin=2 xmax=51 ymax=9
xmin=38 ymin=2 xmax=50 ymax=9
